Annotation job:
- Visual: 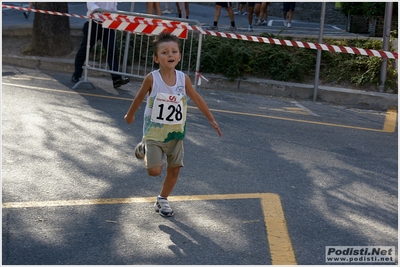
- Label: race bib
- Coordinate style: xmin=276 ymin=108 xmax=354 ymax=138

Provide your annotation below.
xmin=151 ymin=92 xmax=184 ymax=125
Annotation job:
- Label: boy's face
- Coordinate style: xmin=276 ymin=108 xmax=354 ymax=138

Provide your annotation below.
xmin=154 ymin=41 xmax=181 ymax=68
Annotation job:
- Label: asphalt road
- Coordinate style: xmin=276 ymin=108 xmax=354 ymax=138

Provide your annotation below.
xmin=2 ymin=65 xmax=398 ymax=265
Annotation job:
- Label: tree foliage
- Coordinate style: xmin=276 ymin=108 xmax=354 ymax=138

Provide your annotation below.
xmin=340 ymin=2 xmax=398 ymax=18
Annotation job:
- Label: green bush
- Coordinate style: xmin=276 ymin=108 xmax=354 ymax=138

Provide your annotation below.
xmin=199 ymin=33 xmax=398 ymax=93
xmin=340 ymin=2 xmax=398 ymax=18
xmin=115 ymin=31 xmax=398 ymax=93
xmin=340 ymin=2 xmax=364 ymax=16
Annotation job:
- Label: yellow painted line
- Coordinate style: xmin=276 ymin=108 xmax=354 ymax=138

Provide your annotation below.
xmin=2 ymin=197 xmax=156 ymax=208
xmin=261 ymin=194 xmax=297 ymax=265
xmin=10 ymin=75 xmax=55 ymax=81
xmin=194 ymin=106 xmax=389 ymax=132
xmin=284 ymin=107 xmax=304 ymax=111
xmin=1 ymin=82 xmax=131 ymax=101
xmin=4 ymin=82 xmax=396 ymax=133
xmin=382 ymin=107 xmax=398 ymax=133
xmin=2 ymin=193 xmax=297 ymax=265
xmin=269 ymin=107 xmax=309 ymax=115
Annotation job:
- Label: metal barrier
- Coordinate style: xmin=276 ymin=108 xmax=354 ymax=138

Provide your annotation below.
xmin=73 ymin=9 xmax=203 ymax=90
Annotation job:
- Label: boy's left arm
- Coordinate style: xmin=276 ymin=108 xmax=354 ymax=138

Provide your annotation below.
xmin=185 ymin=75 xmax=222 ymax=137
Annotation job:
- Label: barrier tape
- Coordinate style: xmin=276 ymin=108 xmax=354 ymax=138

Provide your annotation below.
xmin=102 ymin=21 xmax=189 ymax=39
xmin=196 ymin=71 xmax=209 ymax=86
xmin=101 ymin=13 xmax=188 ymax=39
xmin=3 ymin=4 xmax=398 ymax=59
xmin=100 ymin=12 xmax=187 ymax=28
xmin=2 ymin=5 xmax=87 ymax=19
xmin=92 ymin=13 xmax=398 ymax=59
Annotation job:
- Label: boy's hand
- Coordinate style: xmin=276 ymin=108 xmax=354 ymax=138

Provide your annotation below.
xmin=210 ymin=120 xmax=222 ymax=137
xmin=124 ymin=114 xmax=135 ymax=124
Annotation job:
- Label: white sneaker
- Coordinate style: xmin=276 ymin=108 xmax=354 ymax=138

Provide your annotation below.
xmin=162 ymin=9 xmax=172 ymax=14
xmin=207 ymin=25 xmax=218 ymax=31
xmin=154 ymin=197 xmax=174 ymax=217
xmin=283 ymin=20 xmax=287 ymax=26
xmin=229 ymin=25 xmax=237 ymax=31
xmin=134 ymin=141 xmax=145 ymax=160
xmin=287 ymin=22 xmax=291 ymax=28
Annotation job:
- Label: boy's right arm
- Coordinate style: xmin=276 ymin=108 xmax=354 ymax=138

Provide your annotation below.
xmin=124 ymin=74 xmax=153 ymax=124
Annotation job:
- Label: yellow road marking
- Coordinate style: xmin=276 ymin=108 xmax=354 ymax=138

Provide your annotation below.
xmin=261 ymin=194 xmax=297 ymax=265
xmin=197 ymin=106 xmax=395 ymax=133
xmin=10 ymin=75 xmax=55 ymax=81
xmin=291 ymin=101 xmax=320 ymax=117
xmin=3 ymin=82 xmax=396 ymax=133
xmin=1 ymin=82 xmax=131 ymax=101
xmin=2 ymin=197 xmax=155 ymax=208
xmin=2 ymin=193 xmax=297 ymax=265
xmin=269 ymin=107 xmax=309 ymax=115
xmin=382 ymin=107 xmax=398 ymax=133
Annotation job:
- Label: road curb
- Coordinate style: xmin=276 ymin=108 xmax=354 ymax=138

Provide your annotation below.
xmin=199 ymin=75 xmax=398 ymax=110
xmin=2 ymin=27 xmax=397 ymax=111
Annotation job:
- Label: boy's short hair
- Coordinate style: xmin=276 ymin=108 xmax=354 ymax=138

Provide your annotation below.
xmin=153 ymin=31 xmax=181 ymax=56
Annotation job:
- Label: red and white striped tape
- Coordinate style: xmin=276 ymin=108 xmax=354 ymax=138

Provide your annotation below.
xmin=100 ymin=13 xmax=188 ymax=39
xmin=203 ymin=32 xmax=398 ymax=59
xmin=2 ymin=4 xmax=87 ymax=19
xmin=2 ymin=4 xmax=398 ymax=59
xmin=96 ymin=13 xmax=186 ymax=28
xmin=196 ymin=71 xmax=209 ymax=86
xmin=92 ymin=12 xmax=398 ymax=59
xmin=102 ymin=21 xmax=188 ymax=39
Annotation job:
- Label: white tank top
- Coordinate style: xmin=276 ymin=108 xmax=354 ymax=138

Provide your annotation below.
xmin=143 ymin=70 xmax=187 ymax=142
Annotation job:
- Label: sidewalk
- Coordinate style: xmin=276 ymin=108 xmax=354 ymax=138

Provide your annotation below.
xmin=2 ymin=2 xmax=397 ymax=110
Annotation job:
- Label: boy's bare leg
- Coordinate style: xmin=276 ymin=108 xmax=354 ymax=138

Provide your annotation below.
xmin=159 ymin=166 xmax=181 ymax=197
xmin=147 ymin=166 xmax=162 ymax=177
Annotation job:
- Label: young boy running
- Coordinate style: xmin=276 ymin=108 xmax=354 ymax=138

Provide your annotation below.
xmin=124 ymin=32 xmax=222 ymax=217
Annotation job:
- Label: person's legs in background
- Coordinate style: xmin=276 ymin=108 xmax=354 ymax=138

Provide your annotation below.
xmin=146 ymin=2 xmax=162 ymax=16
xmin=256 ymin=2 xmax=269 ymax=26
xmin=162 ymin=2 xmax=172 ymax=14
